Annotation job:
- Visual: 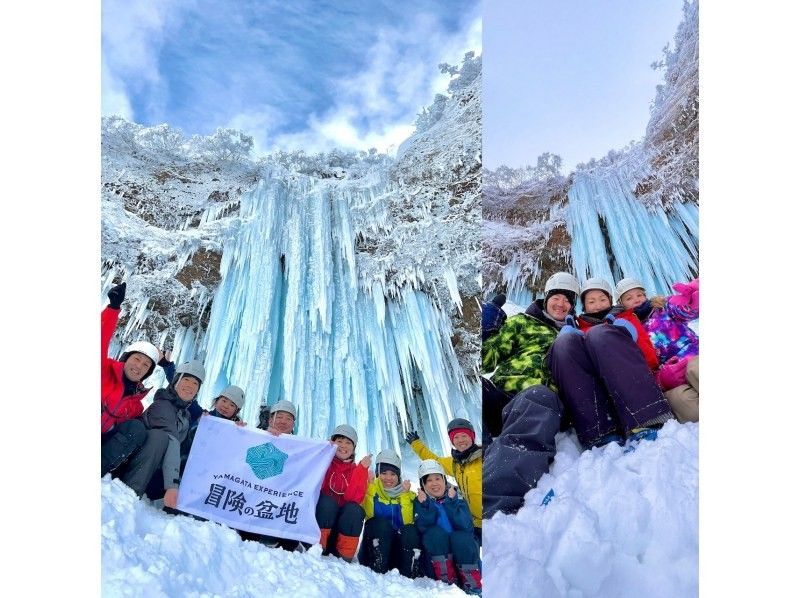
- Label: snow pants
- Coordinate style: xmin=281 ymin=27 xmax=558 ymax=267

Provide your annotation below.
xmin=665 ymin=356 xmax=699 ymax=423
xmin=316 ymin=494 xmax=365 ymax=559
xmin=483 ymin=384 xmax=561 ymax=517
xmin=359 ymin=518 xmax=421 ymax=577
xmin=548 ymin=324 xmax=672 ymax=448
xmin=118 ymin=428 xmax=170 ymax=496
xmin=101 ymin=419 xmax=147 ymax=476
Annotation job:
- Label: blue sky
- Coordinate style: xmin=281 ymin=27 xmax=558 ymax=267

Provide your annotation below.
xmin=483 ymin=0 xmax=684 ymax=172
xmin=102 ymin=0 xmax=481 ymax=155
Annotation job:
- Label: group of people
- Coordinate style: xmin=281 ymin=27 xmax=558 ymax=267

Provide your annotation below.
xmin=481 ymin=271 xmax=699 ymax=517
xmin=100 ymin=282 xmax=483 ymax=594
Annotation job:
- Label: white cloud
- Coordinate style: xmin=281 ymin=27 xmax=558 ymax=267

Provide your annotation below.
xmin=101 ymin=0 xmax=190 ymax=118
xmin=265 ymin=11 xmax=481 ymax=156
xmin=101 ymin=61 xmax=134 ymax=120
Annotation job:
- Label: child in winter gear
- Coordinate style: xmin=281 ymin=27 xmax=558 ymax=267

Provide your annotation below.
xmin=116 ymin=360 xmax=206 ymax=509
xmin=572 ymin=278 xmax=659 ymax=370
xmin=101 ymin=282 xmax=164 ymax=476
xmin=481 ymin=271 xmax=575 ymax=517
xmin=316 ymin=424 xmax=369 ymax=562
xmin=359 ymin=450 xmax=421 ymax=578
xmin=616 ymin=277 xmax=700 ymax=422
xmin=414 ymin=460 xmax=482 ymax=595
xmin=547 ymin=278 xmax=673 ymax=449
xmin=406 ymin=418 xmax=482 ymax=543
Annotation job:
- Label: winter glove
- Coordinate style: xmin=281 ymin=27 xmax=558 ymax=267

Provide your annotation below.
xmin=656 ymin=356 xmax=690 ymax=391
xmin=107 ymin=282 xmax=126 ymax=310
xmin=605 ymin=313 xmax=638 ymax=342
xmin=405 ymin=430 xmax=420 ymax=445
xmin=481 ymin=294 xmax=507 ymax=341
xmin=558 ymin=315 xmax=584 ymax=337
xmin=669 ymin=278 xmax=699 ymax=312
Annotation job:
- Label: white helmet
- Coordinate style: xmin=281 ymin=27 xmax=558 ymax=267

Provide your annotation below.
xmin=269 ymin=399 xmax=296 ymax=419
xmin=173 ymin=360 xmax=206 ymax=385
xmin=544 ymin=272 xmax=580 ymax=296
xmin=418 ymin=459 xmax=446 ymax=482
xmin=376 ymin=449 xmax=401 ymax=471
xmin=120 ymin=341 xmax=160 ymax=379
xmin=218 ymin=385 xmax=245 ymax=409
xmin=331 ymin=424 xmax=358 ymax=446
xmin=615 ymin=277 xmax=646 ymax=302
xmin=580 ymin=277 xmax=614 ymax=303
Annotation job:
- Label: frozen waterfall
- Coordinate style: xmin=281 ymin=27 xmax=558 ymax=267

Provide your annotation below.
xmin=195 ymin=167 xmax=479 ymax=459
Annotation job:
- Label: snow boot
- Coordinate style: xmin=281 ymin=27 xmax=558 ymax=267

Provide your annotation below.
xmin=319 ymin=528 xmax=331 ymax=552
xmin=409 ymin=548 xmax=422 ymax=578
xmin=457 ymin=563 xmax=483 ymax=595
xmin=628 ymin=426 xmax=660 ymax=443
xmin=431 ymin=554 xmax=457 ymax=584
xmin=371 ymin=537 xmax=384 ymax=572
xmin=335 ymin=533 xmax=360 ymax=562
xmin=590 ymin=432 xmax=624 ymax=450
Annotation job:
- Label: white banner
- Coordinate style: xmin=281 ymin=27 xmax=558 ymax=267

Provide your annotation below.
xmin=177 ymin=416 xmax=335 ymax=544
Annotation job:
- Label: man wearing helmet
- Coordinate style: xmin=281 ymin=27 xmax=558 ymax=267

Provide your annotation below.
xmin=101 ymin=282 xmax=166 ymax=477
xmin=116 ymin=359 xmax=207 ymax=509
xmin=480 ymin=271 xmax=579 ymax=517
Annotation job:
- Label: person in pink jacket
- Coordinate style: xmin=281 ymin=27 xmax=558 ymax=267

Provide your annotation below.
xmin=616 ymin=276 xmax=699 ymax=422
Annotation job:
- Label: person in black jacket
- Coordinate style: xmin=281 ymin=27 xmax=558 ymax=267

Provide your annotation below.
xmin=117 ymin=360 xmax=206 ymax=509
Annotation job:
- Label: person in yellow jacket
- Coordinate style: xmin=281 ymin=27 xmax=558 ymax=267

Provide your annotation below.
xmin=359 ymin=450 xmax=422 ymax=578
xmin=405 ymin=418 xmax=482 ymax=544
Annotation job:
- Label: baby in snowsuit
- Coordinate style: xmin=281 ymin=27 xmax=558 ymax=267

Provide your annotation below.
xmin=616 ymin=276 xmax=699 ymax=423
xmin=414 ymin=459 xmax=482 ymax=595
xmin=359 ymin=450 xmax=421 ymax=578
xmin=316 ymin=424 xmax=370 ymax=562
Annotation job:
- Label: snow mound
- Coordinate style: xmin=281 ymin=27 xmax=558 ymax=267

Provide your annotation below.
xmin=484 ymin=420 xmax=698 ymax=597
xmin=101 ymin=477 xmax=466 ymax=597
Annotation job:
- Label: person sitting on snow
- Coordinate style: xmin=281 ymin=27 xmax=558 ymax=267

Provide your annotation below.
xmin=405 ymin=418 xmax=482 ymax=544
xmin=115 ymin=360 xmax=206 ymax=509
xmin=547 ymin=277 xmax=673 ymax=451
xmin=101 ymin=281 xmax=165 ymax=477
xmin=359 ymin=450 xmax=421 ymax=578
xmin=317 ymin=424 xmax=370 ymax=562
xmin=413 ymin=459 xmax=482 ymax=595
xmin=480 ymin=271 xmax=576 ymax=517
xmin=616 ymin=276 xmax=700 ymax=423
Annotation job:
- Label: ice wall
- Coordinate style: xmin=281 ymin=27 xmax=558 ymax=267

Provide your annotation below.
xmin=567 ymin=158 xmax=699 ymax=298
xmin=198 ymin=167 xmax=479 ymax=458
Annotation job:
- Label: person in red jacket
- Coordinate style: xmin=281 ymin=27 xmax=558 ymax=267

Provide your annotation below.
xmin=101 ymin=282 xmax=162 ymax=476
xmin=316 ymin=424 xmax=370 ymax=562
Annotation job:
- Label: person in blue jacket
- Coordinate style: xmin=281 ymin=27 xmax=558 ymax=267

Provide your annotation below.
xmin=413 ymin=459 xmax=482 ymax=595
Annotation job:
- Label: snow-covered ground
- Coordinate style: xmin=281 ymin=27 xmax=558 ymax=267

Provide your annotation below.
xmin=101 ymin=477 xmax=466 ymax=597
xmin=483 ymin=421 xmax=698 ymax=597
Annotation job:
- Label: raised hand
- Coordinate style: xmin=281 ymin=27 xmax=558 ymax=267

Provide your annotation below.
xmin=107 ymin=282 xmax=126 ymax=309
xmin=417 ymin=489 xmax=427 ymax=503
xmin=402 ymin=480 xmax=411 ymax=492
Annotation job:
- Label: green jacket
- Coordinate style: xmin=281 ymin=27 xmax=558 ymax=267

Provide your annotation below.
xmin=481 ymin=308 xmax=559 ymax=395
